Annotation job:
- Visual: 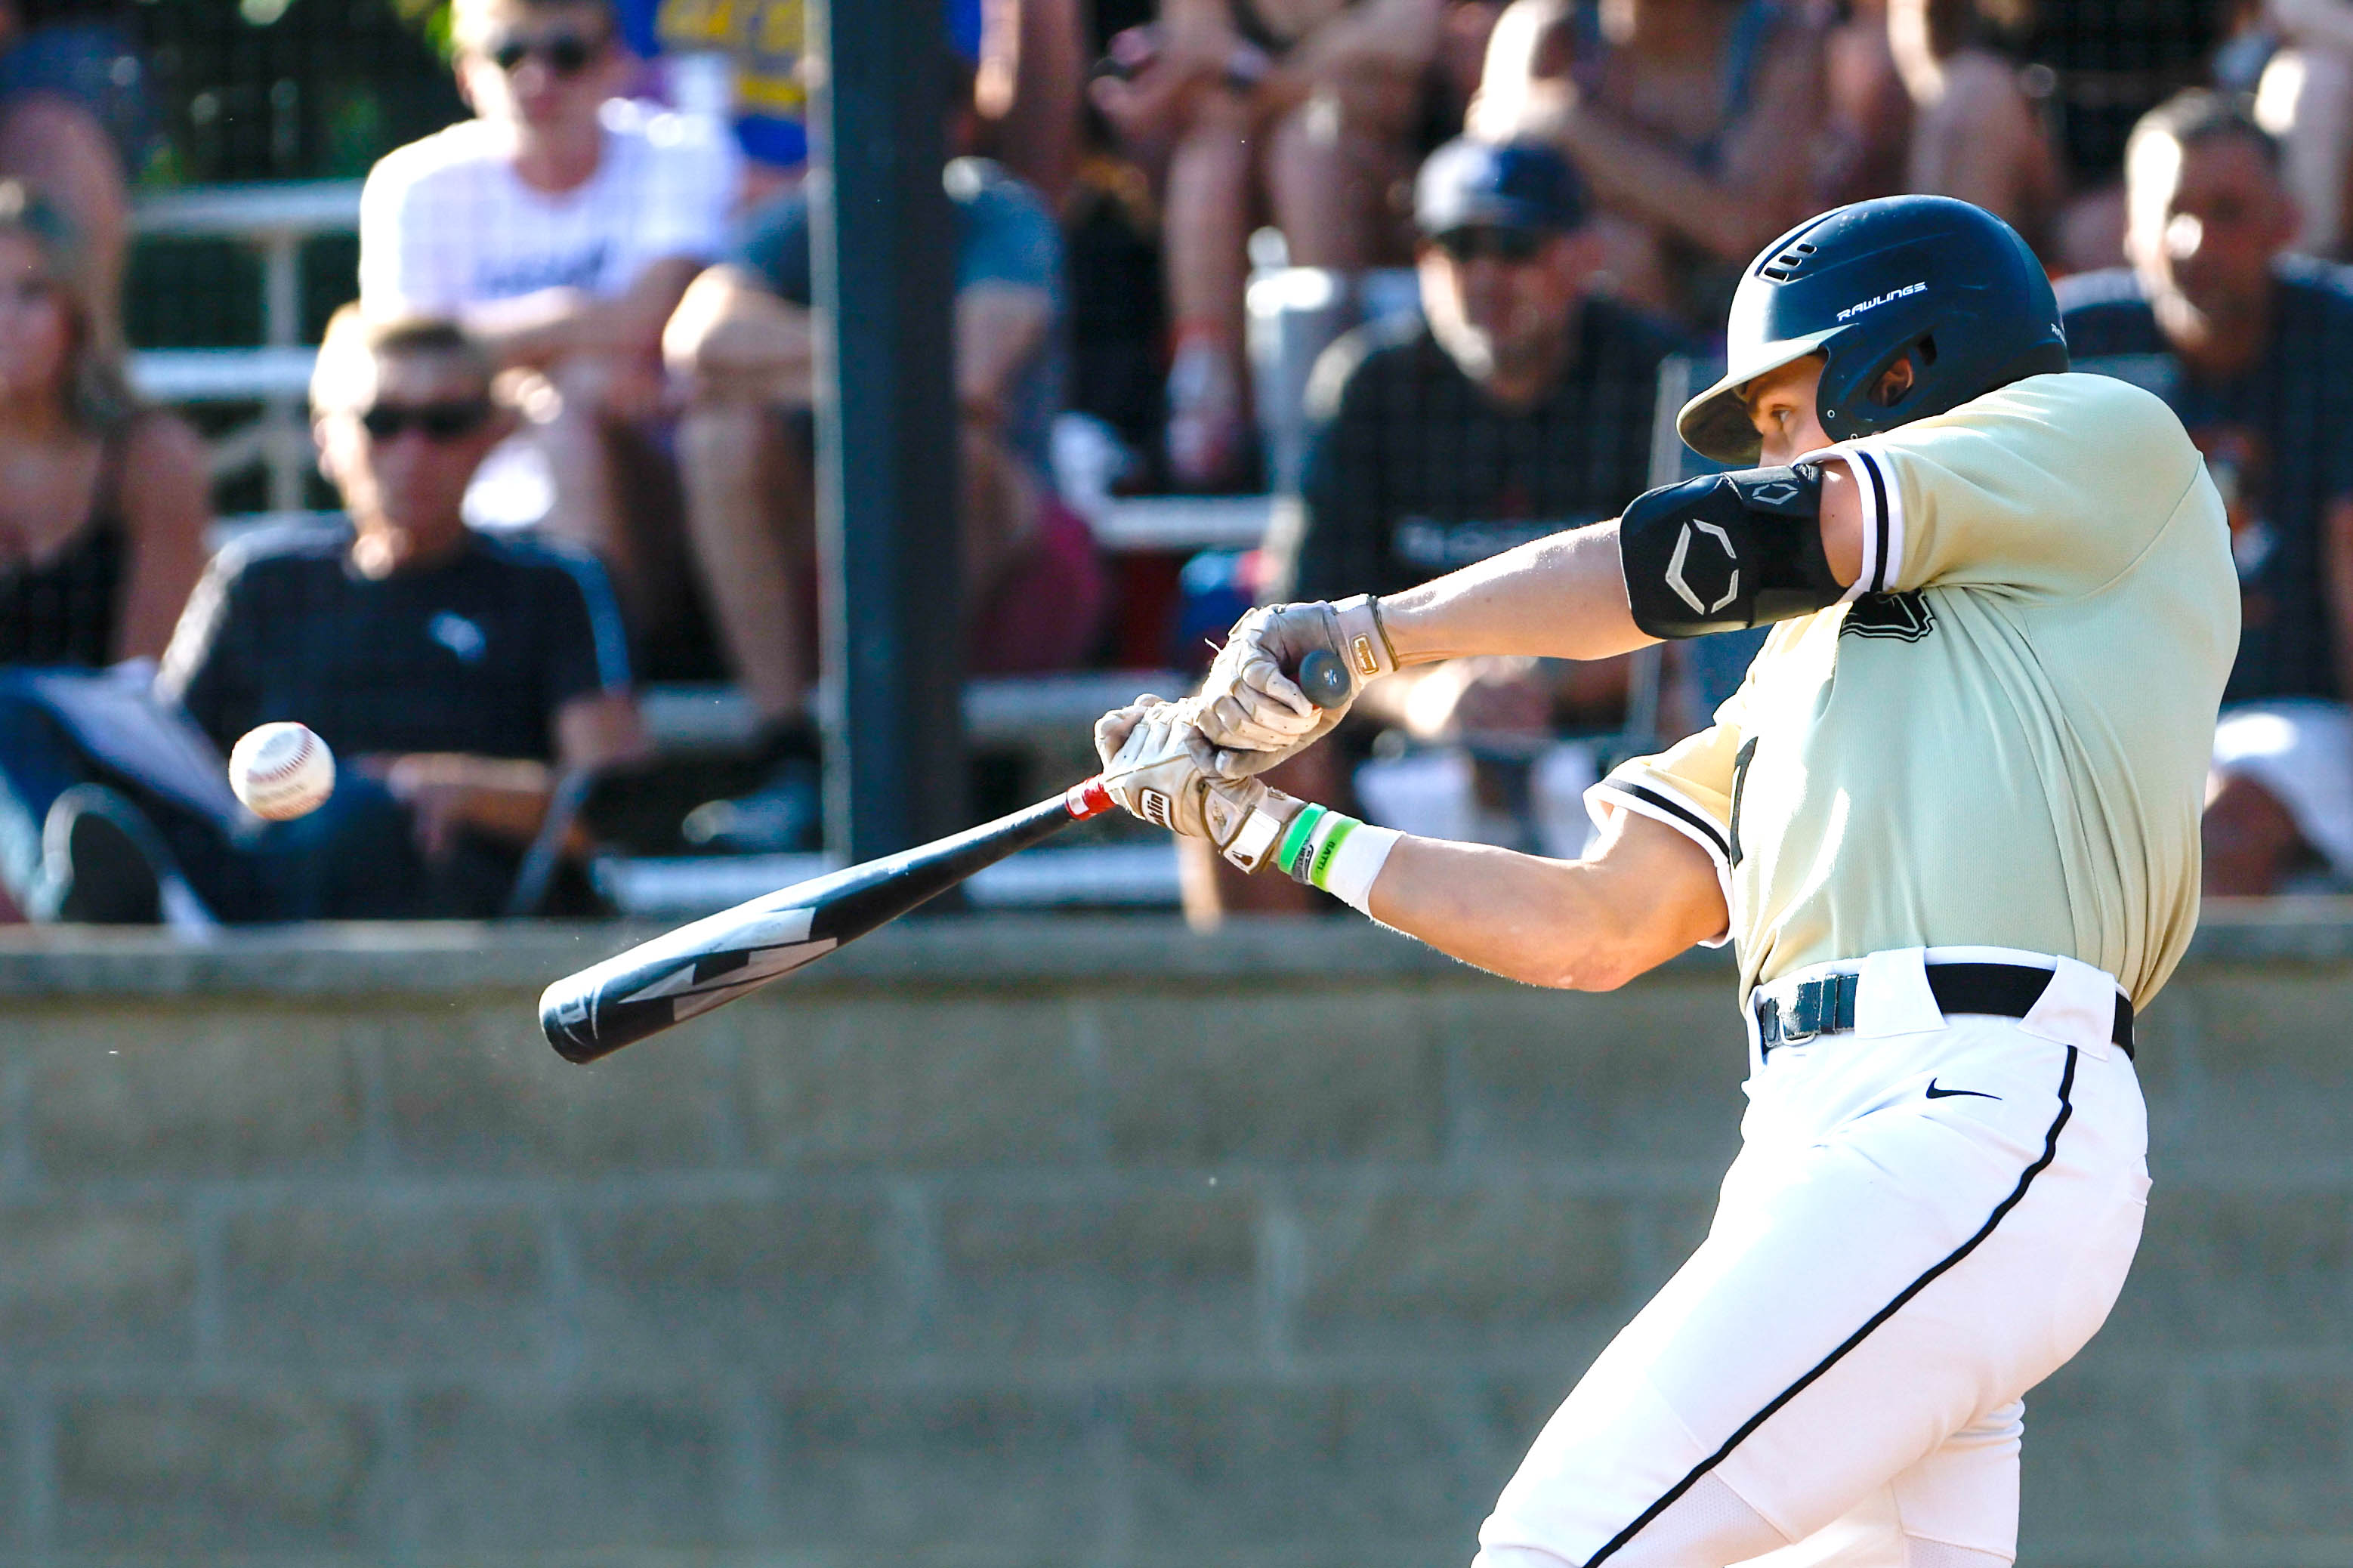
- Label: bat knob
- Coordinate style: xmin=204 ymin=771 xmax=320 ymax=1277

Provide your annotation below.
xmin=1295 ymin=647 xmax=1353 ymax=710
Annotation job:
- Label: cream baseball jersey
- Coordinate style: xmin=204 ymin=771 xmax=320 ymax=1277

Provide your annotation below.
xmin=1592 ymin=371 xmax=2238 ymax=1008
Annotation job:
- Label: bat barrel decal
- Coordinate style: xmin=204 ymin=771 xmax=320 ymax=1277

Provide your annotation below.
xmin=542 ymin=789 xmax=1084 ymax=1062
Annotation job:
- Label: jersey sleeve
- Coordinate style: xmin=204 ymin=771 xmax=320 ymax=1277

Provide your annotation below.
xmin=1584 ymin=708 xmax=1746 ymax=946
xmin=1821 ymin=373 xmax=2208 ymax=602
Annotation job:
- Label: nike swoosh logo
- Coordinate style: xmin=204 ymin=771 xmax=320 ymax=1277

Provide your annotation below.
xmin=1925 ymin=1080 xmax=1999 ymax=1101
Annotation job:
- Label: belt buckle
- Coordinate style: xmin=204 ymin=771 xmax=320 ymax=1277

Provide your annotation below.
xmin=1780 ymin=982 xmax=1824 ymax=1045
xmin=1780 ymin=973 xmax=1852 ymax=1046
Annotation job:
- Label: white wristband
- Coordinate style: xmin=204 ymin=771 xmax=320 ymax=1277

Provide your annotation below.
xmin=1320 ymin=823 xmax=1400 ymax=914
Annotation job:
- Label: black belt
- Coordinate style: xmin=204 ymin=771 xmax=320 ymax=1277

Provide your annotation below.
xmin=1754 ymin=961 xmax=2134 ymax=1059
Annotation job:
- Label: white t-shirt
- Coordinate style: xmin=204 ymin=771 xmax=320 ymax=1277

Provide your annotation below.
xmin=359 ymin=99 xmax=738 ymax=312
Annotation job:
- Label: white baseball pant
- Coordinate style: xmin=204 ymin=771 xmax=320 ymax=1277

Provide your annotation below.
xmin=1474 ymin=946 xmax=2151 ymax=1568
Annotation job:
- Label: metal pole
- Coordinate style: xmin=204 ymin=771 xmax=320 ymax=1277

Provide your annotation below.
xmin=262 ymin=228 xmax=304 ymax=514
xmin=807 ymin=0 xmax=968 ymax=862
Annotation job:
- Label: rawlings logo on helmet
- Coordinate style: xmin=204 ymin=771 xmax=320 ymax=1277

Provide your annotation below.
xmin=1836 ymin=281 xmax=1928 ymax=321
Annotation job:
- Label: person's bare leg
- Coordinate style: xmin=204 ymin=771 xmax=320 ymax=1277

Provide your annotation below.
xmin=678 ymin=400 xmax=814 ymax=725
xmin=1166 ymin=93 xmax=1255 ymax=344
xmin=1164 ymin=92 xmax=1257 ymax=484
xmin=666 ymin=267 xmax=827 ymax=719
xmin=2203 ymin=771 xmax=2306 ymax=895
xmin=1265 ymin=79 xmax=1415 ymax=269
xmin=531 ymin=357 xmax=650 ymax=627
xmin=996 ymin=0 xmax=1085 ymax=207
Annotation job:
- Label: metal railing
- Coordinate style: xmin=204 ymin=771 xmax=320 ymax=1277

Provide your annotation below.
xmin=127 ymin=179 xmax=359 ymax=512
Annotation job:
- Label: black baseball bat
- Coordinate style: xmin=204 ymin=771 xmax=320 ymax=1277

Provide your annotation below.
xmin=541 ymin=649 xmax=1353 ymax=1062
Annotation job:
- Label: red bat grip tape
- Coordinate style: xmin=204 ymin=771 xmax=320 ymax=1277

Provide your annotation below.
xmin=1066 ymin=776 xmax=1117 ymax=819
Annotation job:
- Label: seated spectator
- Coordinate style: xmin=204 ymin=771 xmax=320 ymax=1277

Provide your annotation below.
xmin=0 ymin=182 xmax=207 ymax=670
xmin=662 ymin=58 xmax=1100 ymax=851
xmin=2060 ymin=91 xmax=2353 ymax=894
xmin=1195 ymin=137 xmax=1682 ymax=915
xmin=1091 ymin=0 xmax=1446 ymax=487
xmin=358 ymin=0 xmax=736 ymax=652
xmin=0 ymin=309 xmax=648 ymax=924
xmin=0 ymin=0 xmax=132 ymax=326
xmin=1468 ymin=0 xmax=1825 ymax=332
xmin=1886 ymin=0 xmax=2057 ymax=247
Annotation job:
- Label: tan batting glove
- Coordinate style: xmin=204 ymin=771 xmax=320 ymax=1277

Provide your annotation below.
xmin=1184 ymin=595 xmax=1397 ymax=780
xmin=1095 ymin=696 xmax=1313 ymax=870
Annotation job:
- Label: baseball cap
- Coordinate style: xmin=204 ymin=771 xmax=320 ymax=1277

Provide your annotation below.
xmin=1413 ymin=138 xmax=1586 ymax=237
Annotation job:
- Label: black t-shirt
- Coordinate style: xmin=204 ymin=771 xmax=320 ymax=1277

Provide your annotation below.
xmin=2060 ymin=261 xmax=2353 ymax=705
xmin=159 ymin=523 xmax=628 ymax=761
xmin=1286 ymin=301 xmax=1688 ymax=602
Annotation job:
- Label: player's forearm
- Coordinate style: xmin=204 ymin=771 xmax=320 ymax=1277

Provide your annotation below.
xmin=1378 ymin=520 xmax=1655 ymax=665
xmin=1362 ymin=832 xmax=1708 ymax=990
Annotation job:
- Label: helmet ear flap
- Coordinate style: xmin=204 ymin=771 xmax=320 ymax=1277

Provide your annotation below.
xmin=1868 ymin=336 xmax=1936 ymax=409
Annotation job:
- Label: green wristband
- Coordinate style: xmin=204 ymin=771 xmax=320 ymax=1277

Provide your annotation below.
xmin=1277 ymin=804 xmax=1328 ymax=881
xmin=1307 ymin=814 xmax=1357 ymax=890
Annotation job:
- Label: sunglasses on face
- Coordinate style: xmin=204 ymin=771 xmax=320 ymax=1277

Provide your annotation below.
xmin=486 ymin=30 xmax=604 ymax=76
xmin=1433 ymin=226 xmax=1551 ymax=264
xmin=357 ymin=400 xmax=495 ymax=441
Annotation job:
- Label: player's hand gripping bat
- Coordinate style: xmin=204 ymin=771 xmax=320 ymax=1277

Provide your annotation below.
xmin=539 ymin=650 xmax=1353 ymax=1063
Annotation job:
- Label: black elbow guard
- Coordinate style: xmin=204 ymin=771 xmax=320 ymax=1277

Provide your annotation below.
xmin=1619 ymin=463 xmax=1844 ymax=639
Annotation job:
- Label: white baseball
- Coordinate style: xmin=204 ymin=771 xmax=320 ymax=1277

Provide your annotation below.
xmin=229 ymin=722 xmax=337 ymax=821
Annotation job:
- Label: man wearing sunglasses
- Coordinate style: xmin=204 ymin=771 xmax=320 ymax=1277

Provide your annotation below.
xmin=0 ymin=310 xmax=647 ymax=925
xmin=1192 ymin=137 xmax=1684 ymax=915
xmin=359 ymin=0 xmax=736 ymax=647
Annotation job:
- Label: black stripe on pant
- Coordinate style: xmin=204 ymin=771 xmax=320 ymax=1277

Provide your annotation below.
xmin=1585 ymin=1045 xmax=2082 ymax=1566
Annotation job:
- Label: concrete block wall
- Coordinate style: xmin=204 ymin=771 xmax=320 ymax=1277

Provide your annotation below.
xmin=0 ymin=911 xmax=2345 ymax=1566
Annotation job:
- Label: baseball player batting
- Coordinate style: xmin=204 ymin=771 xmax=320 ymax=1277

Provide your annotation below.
xmin=1095 ymin=195 xmax=2235 ymax=1567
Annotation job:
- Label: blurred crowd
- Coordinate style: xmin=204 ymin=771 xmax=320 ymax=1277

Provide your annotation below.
xmin=2 ymin=0 xmax=2352 ymax=923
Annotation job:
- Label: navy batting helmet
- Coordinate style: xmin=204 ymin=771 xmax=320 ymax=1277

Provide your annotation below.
xmin=1675 ymin=195 xmax=2068 ymax=465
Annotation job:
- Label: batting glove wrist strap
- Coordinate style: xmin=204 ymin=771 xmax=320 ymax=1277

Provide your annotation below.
xmin=1328 ymin=595 xmax=1399 ymax=685
xmin=1212 ymin=786 xmax=1308 ymax=874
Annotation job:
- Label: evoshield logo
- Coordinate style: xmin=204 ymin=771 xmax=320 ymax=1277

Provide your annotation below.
xmin=1836 ymin=281 xmax=1927 ymax=321
xmin=1666 ymin=521 xmax=1740 ymax=617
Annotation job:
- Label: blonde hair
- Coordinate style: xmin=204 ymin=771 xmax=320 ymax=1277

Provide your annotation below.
xmin=310 ymin=304 xmax=496 ymax=414
xmin=0 ymin=181 xmax=134 ymax=432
